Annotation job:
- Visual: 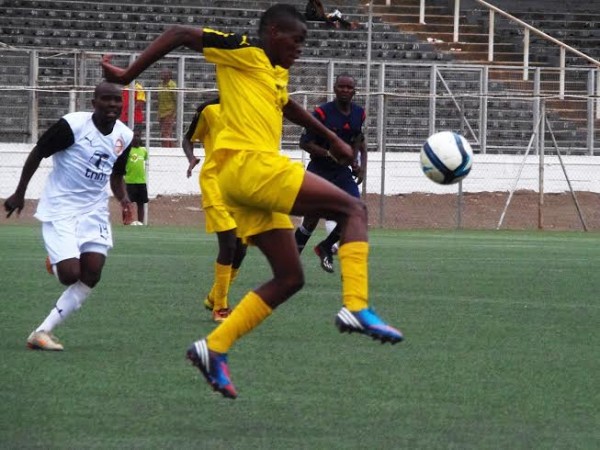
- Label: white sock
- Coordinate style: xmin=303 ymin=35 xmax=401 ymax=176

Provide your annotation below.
xmin=298 ymin=224 xmax=312 ymax=236
xmin=325 ymin=220 xmax=337 ymax=235
xmin=36 ymin=281 xmax=92 ymax=332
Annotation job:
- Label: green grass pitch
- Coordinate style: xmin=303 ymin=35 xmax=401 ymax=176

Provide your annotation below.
xmin=1 ymin=224 xmax=599 ymax=449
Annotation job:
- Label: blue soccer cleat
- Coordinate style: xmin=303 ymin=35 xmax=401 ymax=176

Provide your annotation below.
xmin=335 ymin=307 xmax=404 ymax=344
xmin=186 ymin=339 xmax=238 ymax=399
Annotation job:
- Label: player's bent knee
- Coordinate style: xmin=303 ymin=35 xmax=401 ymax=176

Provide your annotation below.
xmin=347 ymin=197 xmax=367 ymax=220
xmin=57 ymin=271 xmax=80 ymax=286
xmin=80 ymin=270 xmax=102 ymax=288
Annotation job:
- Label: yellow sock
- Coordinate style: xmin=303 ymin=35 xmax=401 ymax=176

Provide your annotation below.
xmin=207 ymin=291 xmax=272 ymax=353
xmin=338 ymin=241 xmax=369 ymax=311
xmin=229 ymin=268 xmax=240 ymax=285
xmin=212 ymin=262 xmax=232 ymax=310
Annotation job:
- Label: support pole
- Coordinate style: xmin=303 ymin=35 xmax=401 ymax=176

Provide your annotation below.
xmin=545 ymin=117 xmax=589 ymax=231
xmin=496 ymin=113 xmax=544 ymax=230
xmin=145 ymin=91 xmax=151 ymax=226
xmin=538 ymin=100 xmax=545 ymax=230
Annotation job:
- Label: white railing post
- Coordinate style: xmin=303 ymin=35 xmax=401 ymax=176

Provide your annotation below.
xmin=533 ymin=67 xmax=541 ymax=155
xmin=559 ymin=47 xmax=565 ymax=100
xmin=523 ymin=28 xmax=530 ymax=81
xmin=587 ymin=69 xmax=595 ymax=155
xmin=453 ymin=0 xmax=460 ymax=43
xmin=429 ymin=65 xmax=437 ymax=135
xmin=69 ymin=89 xmax=76 ymax=113
xmin=29 ymin=49 xmax=38 ymax=143
xmin=419 ymin=0 xmax=425 ymax=24
xmin=596 ymin=68 xmax=600 ymax=120
xmin=177 ymin=56 xmax=185 ymax=147
xmin=480 ymin=66 xmax=488 ymax=154
xmin=488 ymin=10 xmax=495 ymax=62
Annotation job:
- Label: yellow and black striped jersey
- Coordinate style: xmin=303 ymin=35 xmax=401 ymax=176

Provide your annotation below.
xmin=202 ymin=28 xmax=289 ymax=153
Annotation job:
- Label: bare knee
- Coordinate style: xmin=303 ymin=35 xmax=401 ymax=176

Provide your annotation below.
xmin=55 ymin=260 xmax=80 ymax=286
xmin=352 ymin=197 xmax=368 ymax=219
xmin=339 ymin=197 xmax=367 ymax=223
xmin=80 ymin=270 xmax=101 ymax=288
xmin=57 ymin=270 xmax=80 ymax=286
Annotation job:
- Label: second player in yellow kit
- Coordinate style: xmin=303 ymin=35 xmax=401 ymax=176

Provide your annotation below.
xmin=182 ymin=98 xmax=247 ymax=323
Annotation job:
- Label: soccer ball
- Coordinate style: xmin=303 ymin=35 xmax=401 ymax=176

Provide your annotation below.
xmin=420 ymin=131 xmax=473 ymax=185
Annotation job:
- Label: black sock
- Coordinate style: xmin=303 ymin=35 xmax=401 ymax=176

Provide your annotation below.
xmin=295 ymin=225 xmax=312 ymax=254
xmin=320 ymin=224 xmax=341 ymax=252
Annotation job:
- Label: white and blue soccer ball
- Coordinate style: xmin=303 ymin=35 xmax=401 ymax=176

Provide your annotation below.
xmin=420 ymin=131 xmax=473 ymax=185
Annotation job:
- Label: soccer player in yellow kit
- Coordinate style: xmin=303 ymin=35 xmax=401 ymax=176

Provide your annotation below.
xmin=102 ymin=4 xmax=403 ymax=400
xmin=182 ymin=98 xmax=247 ymax=322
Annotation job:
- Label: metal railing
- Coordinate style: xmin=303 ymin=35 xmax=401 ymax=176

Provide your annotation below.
xmin=0 ymin=50 xmax=598 ymax=154
xmin=412 ymin=0 xmax=600 ymax=100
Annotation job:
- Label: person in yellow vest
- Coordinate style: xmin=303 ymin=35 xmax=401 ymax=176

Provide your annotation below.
xmin=157 ymin=69 xmax=177 ymax=147
xmin=124 ymin=127 xmax=149 ymax=225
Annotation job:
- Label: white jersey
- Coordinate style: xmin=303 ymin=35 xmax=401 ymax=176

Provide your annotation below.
xmin=35 ymin=112 xmax=134 ymax=221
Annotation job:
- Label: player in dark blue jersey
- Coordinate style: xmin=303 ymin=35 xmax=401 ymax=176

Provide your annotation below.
xmin=295 ymin=74 xmax=367 ymax=273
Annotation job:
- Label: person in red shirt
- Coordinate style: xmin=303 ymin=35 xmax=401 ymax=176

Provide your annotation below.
xmin=120 ymin=81 xmax=146 ymax=126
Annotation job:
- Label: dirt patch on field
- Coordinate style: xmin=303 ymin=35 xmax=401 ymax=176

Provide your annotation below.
xmin=3 ymin=191 xmax=599 ymax=231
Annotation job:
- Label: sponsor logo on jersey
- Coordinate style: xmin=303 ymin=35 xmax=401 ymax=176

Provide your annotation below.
xmin=114 ymin=138 xmax=125 ymax=155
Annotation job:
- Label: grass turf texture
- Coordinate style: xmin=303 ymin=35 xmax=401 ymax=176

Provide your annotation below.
xmin=1 ymin=225 xmax=599 ymax=449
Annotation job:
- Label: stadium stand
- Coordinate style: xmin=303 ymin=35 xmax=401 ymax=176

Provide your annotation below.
xmin=0 ymin=0 xmax=598 ymax=153
xmin=368 ymin=0 xmax=599 ymax=152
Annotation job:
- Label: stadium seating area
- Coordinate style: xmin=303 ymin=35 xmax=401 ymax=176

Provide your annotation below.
xmin=0 ymin=0 xmax=598 ymax=153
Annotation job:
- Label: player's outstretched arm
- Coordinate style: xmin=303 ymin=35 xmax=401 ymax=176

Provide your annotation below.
xmin=283 ymin=99 xmax=353 ymax=164
xmin=102 ymin=25 xmax=204 ymax=84
xmin=182 ymin=136 xmax=201 ymax=178
xmin=110 ymin=168 xmax=134 ymax=224
xmin=4 ymin=147 xmax=43 ymax=218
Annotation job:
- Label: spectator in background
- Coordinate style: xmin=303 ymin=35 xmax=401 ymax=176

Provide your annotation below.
xmin=305 ymin=0 xmax=359 ymax=30
xmin=124 ymin=127 xmax=149 ymax=226
xmin=158 ymin=69 xmax=177 ymax=147
xmin=121 ymin=81 xmax=146 ymax=126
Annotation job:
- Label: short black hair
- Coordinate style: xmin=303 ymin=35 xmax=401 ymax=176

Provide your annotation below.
xmin=259 ymin=4 xmax=306 ymax=36
xmin=94 ymin=81 xmax=121 ymax=98
xmin=335 ymin=73 xmax=356 ymax=84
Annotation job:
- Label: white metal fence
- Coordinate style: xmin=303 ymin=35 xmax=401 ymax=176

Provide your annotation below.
xmin=2 ymin=49 xmax=600 ymax=229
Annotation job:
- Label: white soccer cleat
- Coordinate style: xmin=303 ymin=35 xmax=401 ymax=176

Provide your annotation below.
xmin=27 ymin=331 xmax=64 ymax=351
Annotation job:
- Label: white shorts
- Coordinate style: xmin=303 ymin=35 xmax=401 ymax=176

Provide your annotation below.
xmin=42 ymin=208 xmax=113 ymax=265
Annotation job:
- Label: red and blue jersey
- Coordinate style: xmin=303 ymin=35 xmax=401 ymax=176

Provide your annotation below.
xmin=300 ymin=101 xmax=365 ymax=170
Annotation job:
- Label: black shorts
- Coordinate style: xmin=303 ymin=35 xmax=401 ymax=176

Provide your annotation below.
xmin=126 ymin=183 xmax=149 ymax=204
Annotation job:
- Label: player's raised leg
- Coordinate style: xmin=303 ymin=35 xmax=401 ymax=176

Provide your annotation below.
xmin=291 ymin=171 xmax=403 ymax=344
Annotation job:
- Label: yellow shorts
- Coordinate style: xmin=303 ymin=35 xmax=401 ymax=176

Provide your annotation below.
xmin=217 ymin=150 xmax=305 ymax=242
xmin=204 ymin=204 xmax=237 ymax=234
xmin=199 ymin=165 xmax=222 ymax=208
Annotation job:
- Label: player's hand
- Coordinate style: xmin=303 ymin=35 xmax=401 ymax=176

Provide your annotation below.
xmin=352 ymin=162 xmax=365 ymax=184
xmin=329 ymin=138 xmax=353 ymax=166
xmin=186 ymin=157 xmax=201 ymax=178
xmin=4 ymin=193 xmax=24 ymax=218
xmin=121 ymin=200 xmax=134 ymax=225
xmin=101 ymin=55 xmax=127 ymax=84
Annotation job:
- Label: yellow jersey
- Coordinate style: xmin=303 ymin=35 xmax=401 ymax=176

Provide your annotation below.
xmin=202 ymin=28 xmax=289 ymax=154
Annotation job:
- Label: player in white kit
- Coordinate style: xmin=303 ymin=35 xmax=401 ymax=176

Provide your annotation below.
xmin=4 ymin=81 xmax=134 ymax=351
